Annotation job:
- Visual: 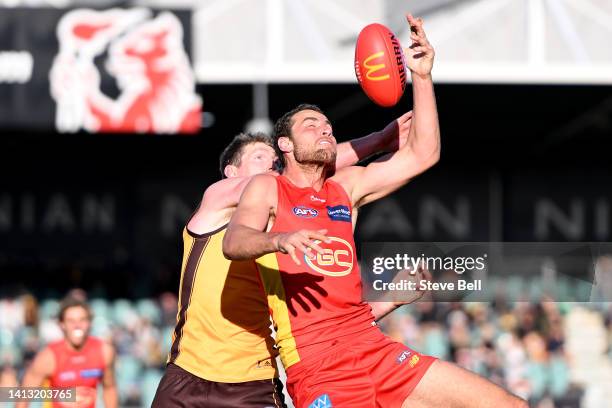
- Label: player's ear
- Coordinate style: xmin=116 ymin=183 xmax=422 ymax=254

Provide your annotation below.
xmin=278 ymin=136 xmax=293 ymax=154
xmin=224 ymin=165 xmax=238 ymax=178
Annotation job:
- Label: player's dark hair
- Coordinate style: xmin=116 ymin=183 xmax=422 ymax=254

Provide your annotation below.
xmin=58 ymin=297 xmax=92 ymax=322
xmin=273 ymin=104 xmax=324 ymax=167
xmin=219 ymin=132 xmax=274 ymax=178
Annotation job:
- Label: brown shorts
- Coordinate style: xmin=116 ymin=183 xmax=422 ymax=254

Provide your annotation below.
xmin=151 ymin=363 xmax=287 ymax=408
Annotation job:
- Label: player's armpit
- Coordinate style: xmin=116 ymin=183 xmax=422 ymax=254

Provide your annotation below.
xmin=356 ymin=148 xmax=437 ymax=208
xmin=222 ymin=174 xmax=278 ymax=260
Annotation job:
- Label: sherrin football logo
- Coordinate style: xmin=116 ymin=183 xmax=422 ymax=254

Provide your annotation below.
xmin=304 ymin=236 xmax=354 ymax=277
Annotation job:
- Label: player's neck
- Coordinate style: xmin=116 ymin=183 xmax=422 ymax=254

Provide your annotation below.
xmin=64 ymin=338 xmax=86 ymax=352
xmin=283 ymin=162 xmax=327 ymax=190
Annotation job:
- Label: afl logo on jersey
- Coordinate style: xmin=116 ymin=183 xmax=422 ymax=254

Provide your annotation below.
xmin=293 ymin=206 xmax=318 ymax=218
xmin=304 ymin=236 xmax=354 ymax=277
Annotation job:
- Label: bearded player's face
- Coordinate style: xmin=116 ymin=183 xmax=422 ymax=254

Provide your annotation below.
xmin=60 ymin=306 xmax=91 ymax=349
xmin=290 ymin=110 xmax=336 ymax=165
xmin=236 ymin=142 xmax=277 ymax=177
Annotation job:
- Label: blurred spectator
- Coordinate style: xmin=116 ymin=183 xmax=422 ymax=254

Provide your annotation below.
xmin=1 ymin=288 xmax=608 ymax=407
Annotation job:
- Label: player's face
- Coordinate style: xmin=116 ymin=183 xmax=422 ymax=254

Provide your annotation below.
xmin=290 ymin=110 xmax=336 ymax=165
xmin=60 ymin=306 xmax=91 ymax=349
xmin=236 ymin=142 xmax=277 ymax=177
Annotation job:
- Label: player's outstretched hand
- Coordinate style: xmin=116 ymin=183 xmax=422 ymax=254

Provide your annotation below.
xmin=405 ymin=14 xmax=435 ymax=77
xmin=273 ymin=229 xmax=331 ymax=265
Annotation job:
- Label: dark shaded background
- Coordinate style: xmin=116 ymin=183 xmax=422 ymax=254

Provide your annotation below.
xmin=1 ymin=83 xmax=611 ymax=297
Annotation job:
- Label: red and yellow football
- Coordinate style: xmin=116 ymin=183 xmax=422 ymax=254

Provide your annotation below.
xmin=354 ymin=23 xmax=407 ymax=107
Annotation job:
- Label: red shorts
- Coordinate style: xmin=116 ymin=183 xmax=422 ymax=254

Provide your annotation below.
xmin=285 ymin=326 xmax=436 ymax=408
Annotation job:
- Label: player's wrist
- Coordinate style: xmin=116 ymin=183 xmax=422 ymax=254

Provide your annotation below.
xmin=411 ymin=72 xmax=432 ymax=82
xmin=270 ymin=233 xmax=286 ymax=254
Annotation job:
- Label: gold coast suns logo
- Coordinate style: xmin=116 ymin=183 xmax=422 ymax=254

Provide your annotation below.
xmin=304 ymin=236 xmax=354 ymax=277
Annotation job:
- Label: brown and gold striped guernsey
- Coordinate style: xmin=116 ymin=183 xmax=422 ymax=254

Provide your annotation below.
xmin=169 ymin=225 xmax=277 ymax=382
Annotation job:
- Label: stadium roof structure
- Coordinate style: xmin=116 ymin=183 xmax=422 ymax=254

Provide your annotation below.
xmin=192 ymin=0 xmax=612 ymax=84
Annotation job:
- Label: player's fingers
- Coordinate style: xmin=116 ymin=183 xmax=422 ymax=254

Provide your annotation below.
xmin=406 ymin=13 xmax=417 ymax=31
xmin=407 ymin=15 xmax=422 ymax=35
xmin=398 ymin=111 xmax=413 ymax=122
xmin=304 ymin=240 xmax=325 ymax=255
xmin=287 ymin=246 xmax=301 ymax=265
xmin=298 ymin=244 xmax=315 ymax=259
xmin=413 ymin=33 xmax=430 ymax=48
xmin=310 ymin=230 xmax=330 ymax=243
xmin=415 ymin=17 xmax=425 ymax=35
xmin=409 ymin=46 xmax=428 ymax=55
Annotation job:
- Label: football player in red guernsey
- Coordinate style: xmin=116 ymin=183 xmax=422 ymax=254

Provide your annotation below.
xmin=18 ymin=297 xmax=117 ymax=408
xmin=223 ymin=14 xmax=528 ymax=408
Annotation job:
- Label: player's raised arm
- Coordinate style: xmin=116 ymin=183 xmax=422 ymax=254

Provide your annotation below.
xmin=15 ymin=348 xmax=55 ymax=408
xmin=335 ymin=111 xmax=413 ymax=168
xmin=222 ymin=174 xmax=329 ymax=264
xmin=340 ymin=14 xmax=440 ymax=208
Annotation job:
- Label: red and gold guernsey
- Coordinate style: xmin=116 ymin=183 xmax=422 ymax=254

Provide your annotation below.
xmin=46 ymin=336 xmax=105 ymax=408
xmin=256 ymin=175 xmax=375 ymax=370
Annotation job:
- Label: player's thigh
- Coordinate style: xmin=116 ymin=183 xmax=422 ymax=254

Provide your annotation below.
xmin=401 ymin=360 xmax=528 ymax=408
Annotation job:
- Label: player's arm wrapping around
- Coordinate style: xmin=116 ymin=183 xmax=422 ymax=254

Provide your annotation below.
xmin=188 ymin=176 xmax=255 ymax=234
xmin=222 ymin=174 xmax=280 ymax=260
xmin=335 ymin=111 xmax=412 ymax=168
xmin=15 ymin=348 xmax=55 ymax=408
xmin=101 ymin=342 xmax=118 ymax=408
xmin=344 ymin=20 xmax=439 ymax=208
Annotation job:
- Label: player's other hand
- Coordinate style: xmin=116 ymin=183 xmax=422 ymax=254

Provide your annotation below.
xmin=273 ymin=229 xmax=331 ymax=265
xmin=381 ymin=110 xmax=413 ymax=152
xmin=405 ymin=14 xmax=435 ymax=78
xmin=392 ymin=264 xmax=433 ymax=305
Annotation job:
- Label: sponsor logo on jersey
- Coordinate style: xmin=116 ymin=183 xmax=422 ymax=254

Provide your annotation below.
xmin=310 ymin=195 xmax=326 ymax=203
xmin=50 ymin=8 xmax=201 ymax=134
xmin=70 ymin=355 xmax=86 ymax=364
xmin=304 ymin=236 xmax=354 ymax=277
xmin=308 ymin=394 xmax=332 ymax=408
xmin=409 ymin=354 xmax=420 ymax=368
xmin=80 ymin=368 xmax=103 ymax=378
xmin=326 ymin=205 xmax=351 ymax=222
xmin=256 ymin=358 xmax=274 ymax=369
xmin=397 ymin=350 xmax=412 ymax=364
xmin=293 ymin=206 xmax=318 ymax=218
xmin=58 ymin=371 xmax=77 ymax=381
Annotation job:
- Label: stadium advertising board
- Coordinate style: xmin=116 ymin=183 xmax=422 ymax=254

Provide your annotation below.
xmin=0 ymin=7 xmax=200 ymax=134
